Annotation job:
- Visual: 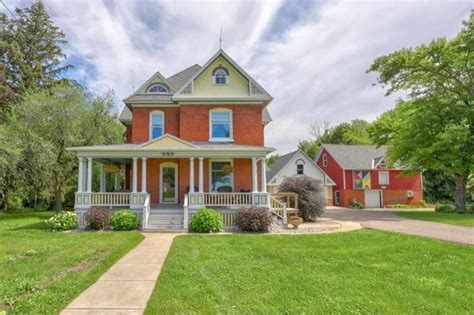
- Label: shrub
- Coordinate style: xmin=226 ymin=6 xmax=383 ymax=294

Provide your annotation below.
xmin=349 ymin=199 xmax=364 ymax=209
xmin=435 ymin=202 xmax=456 ymax=213
xmin=45 ymin=211 xmax=77 ymax=231
xmin=190 ymin=208 xmax=223 ymax=233
xmin=85 ymin=207 xmax=111 ymax=230
xmin=110 ymin=210 xmax=139 ymax=231
xmin=279 ymin=176 xmax=326 ymax=222
xmin=468 ymin=203 xmax=474 ymax=213
xmin=237 ymin=207 xmax=273 ymax=233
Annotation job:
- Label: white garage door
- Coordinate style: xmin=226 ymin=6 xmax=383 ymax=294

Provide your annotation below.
xmin=364 ymin=190 xmax=381 ymax=208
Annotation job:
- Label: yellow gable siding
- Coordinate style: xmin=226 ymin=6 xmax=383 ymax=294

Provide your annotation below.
xmin=143 ymin=136 xmax=193 ymax=148
xmin=192 ymin=56 xmax=249 ymax=97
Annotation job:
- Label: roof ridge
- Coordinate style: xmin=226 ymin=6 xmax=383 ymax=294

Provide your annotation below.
xmin=166 ymin=64 xmax=201 ymax=80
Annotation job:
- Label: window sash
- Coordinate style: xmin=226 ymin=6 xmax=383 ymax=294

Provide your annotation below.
xmin=378 ymin=171 xmax=389 ymax=185
xmin=151 ymin=114 xmax=163 ymax=139
xmin=211 ymin=112 xmax=231 ymax=139
xmin=210 ymin=161 xmax=232 ymax=191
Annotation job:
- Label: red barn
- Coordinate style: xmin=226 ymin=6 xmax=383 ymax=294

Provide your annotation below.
xmin=315 ymin=144 xmax=423 ymax=208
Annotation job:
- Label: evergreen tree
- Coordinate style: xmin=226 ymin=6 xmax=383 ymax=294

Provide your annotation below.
xmin=0 ymin=1 xmax=71 ymax=98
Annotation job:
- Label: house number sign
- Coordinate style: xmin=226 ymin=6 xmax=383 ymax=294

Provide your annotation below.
xmin=161 ymin=152 xmax=174 ymax=157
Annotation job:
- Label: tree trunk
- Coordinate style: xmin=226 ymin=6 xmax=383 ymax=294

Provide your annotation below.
xmin=453 ymin=174 xmax=468 ymax=212
xmin=0 ymin=191 xmax=7 ymax=210
xmin=53 ymin=183 xmax=62 ymax=212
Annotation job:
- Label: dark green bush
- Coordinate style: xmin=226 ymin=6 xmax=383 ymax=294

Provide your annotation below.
xmin=190 ymin=208 xmax=223 ymax=233
xmin=349 ymin=199 xmax=364 ymax=209
xmin=237 ymin=207 xmax=273 ymax=232
xmin=110 ymin=210 xmax=139 ymax=231
xmin=85 ymin=207 xmax=111 ymax=230
xmin=278 ymin=176 xmax=326 ymax=221
xmin=45 ymin=211 xmax=77 ymax=231
xmin=435 ymin=202 xmax=456 ymax=213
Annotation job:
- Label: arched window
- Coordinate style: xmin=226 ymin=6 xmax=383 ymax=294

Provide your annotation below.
xmin=209 ymin=109 xmax=233 ymax=141
xmin=147 ymin=83 xmax=169 ymax=94
xmin=295 ymin=159 xmax=305 ymax=175
xmin=212 ymin=66 xmax=229 ymax=85
xmin=149 ymin=111 xmax=164 ymax=140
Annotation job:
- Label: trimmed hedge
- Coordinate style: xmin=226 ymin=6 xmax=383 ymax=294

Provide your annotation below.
xmin=85 ymin=207 xmax=111 ymax=230
xmin=237 ymin=207 xmax=273 ymax=233
xmin=110 ymin=210 xmax=139 ymax=231
xmin=190 ymin=208 xmax=223 ymax=233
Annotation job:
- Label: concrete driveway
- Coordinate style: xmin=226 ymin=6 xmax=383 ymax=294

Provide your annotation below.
xmin=323 ymin=207 xmax=474 ymax=245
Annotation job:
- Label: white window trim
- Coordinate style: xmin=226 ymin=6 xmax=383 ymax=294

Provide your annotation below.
xmin=322 ymin=153 xmax=328 ymax=167
xmin=378 ymin=171 xmax=389 ymax=185
xmin=209 ymin=108 xmax=234 ymax=142
xmin=335 ymin=191 xmax=340 ymax=205
xmin=149 ymin=110 xmax=165 ymax=140
xmin=208 ymin=159 xmax=234 ymax=192
xmin=147 ymin=83 xmax=169 ymax=94
xmin=212 ymin=68 xmax=230 ymax=85
xmin=159 ymin=162 xmax=178 ymax=204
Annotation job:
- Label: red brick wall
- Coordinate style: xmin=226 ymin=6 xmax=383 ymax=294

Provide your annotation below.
xmin=178 ymin=105 xmax=264 ymax=145
xmin=131 ymin=107 xmax=180 ymax=143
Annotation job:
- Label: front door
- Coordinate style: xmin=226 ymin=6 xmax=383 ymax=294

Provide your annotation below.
xmin=160 ymin=163 xmax=178 ymax=204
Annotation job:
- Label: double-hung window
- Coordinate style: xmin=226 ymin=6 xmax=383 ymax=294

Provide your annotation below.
xmin=210 ymin=109 xmax=232 ymax=141
xmin=150 ymin=111 xmax=164 ymax=140
xmin=210 ymin=161 xmax=233 ymax=192
xmin=378 ymin=171 xmax=389 ymax=185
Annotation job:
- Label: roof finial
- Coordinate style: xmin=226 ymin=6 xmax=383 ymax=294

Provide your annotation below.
xmin=219 ymin=26 xmax=223 ymax=49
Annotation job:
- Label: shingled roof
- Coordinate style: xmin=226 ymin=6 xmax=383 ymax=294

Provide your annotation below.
xmin=266 ymin=150 xmax=298 ymax=183
xmin=320 ymin=144 xmax=387 ymax=169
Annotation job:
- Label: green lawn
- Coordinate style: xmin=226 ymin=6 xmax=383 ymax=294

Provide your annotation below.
xmin=395 ymin=211 xmax=474 ymax=227
xmin=146 ymin=231 xmax=473 ymax=314
xmin=0 ymin=211 xmax=143 ymax=314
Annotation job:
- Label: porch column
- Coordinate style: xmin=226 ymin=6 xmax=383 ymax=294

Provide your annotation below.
xmin=99 ymin=166 xmax=106 ymax=192
xmin=77 ymin=157 xmax=84 ymax=193
xmin=141 ymin=157 xmax=147 ymax=193
xmin=251 ymin=157 xmax=258 ymax=193
xmin=86 ymin=157 xmax=93 ymax=193
xmin=261 ymin=158 xmax=267 ymax=193
xmin=114 ymin=173 xmax=120 ymax=191
xmin=189 ymin=157 xmax=195 ymax=193
xmin=132 ymin=157 xmax=138 ymax=193
xmin=198 ymin=157 xmax=204 ymax=193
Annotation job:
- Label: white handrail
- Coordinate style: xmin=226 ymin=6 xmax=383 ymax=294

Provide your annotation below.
xmin=142 ymin=194 xmax=151 ymax=229
xmin=183 ymin=194 xmax=189 ymax=229
xmin=270 ymin=195 xmax=287 ymax=224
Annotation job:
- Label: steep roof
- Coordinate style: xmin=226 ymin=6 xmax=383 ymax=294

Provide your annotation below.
xmin=321 ymin=144 xmax=387 ymax=169
xmin=166 ymin=64 xmax=201 ymax=91
xmin=266 ymin=151 xmax=298 ymax=182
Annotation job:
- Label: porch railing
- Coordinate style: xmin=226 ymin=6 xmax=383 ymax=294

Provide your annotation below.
xmin=270 ymin=195 xmax=287 ymax=225
xmin=91 ymin=192 xmax=130 ymax=206
xmin=187 ymin=192 xmax=270 ymax=209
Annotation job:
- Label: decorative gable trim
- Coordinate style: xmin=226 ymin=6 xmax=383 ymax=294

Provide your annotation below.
xmin=174 ymin=49 xmax=272 ymax=100
xmin=139 ymin=133 xmax=196 ymax=149
xmin=134 ymin=70 xmax=175 ymax=94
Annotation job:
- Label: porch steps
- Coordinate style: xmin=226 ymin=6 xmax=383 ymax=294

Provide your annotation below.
xmin=145 ymin=210 xmax=184 ymax=231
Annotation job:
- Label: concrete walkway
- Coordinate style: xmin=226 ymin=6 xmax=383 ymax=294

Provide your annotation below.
xmin=62 ymin=233 xmax=177 ymax=315
xmin=324 ymin=207 xmax=474 ymax=245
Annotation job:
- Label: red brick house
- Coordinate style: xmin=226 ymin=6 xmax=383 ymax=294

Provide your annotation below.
xmin=69 ymin=49 xmax=289 ymax=230
xmin=315 ymin=144 xmax=423 ymax=208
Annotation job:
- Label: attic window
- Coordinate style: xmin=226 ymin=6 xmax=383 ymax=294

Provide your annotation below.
xmin=147 ymin=83 xmax=169 ymax=94
xmin=212 ymin=66 xmax=229 ymax=85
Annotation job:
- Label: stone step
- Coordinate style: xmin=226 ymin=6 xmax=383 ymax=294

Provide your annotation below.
xmin=146 ymin=225 xmax=184 ymax=231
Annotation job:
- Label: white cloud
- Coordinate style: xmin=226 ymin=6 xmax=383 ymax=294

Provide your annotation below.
xmin=6 ymin=0 xmax=470 ymax=153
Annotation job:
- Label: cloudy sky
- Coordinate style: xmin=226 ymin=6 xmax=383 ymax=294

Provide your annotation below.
xmin=3 ymin=0 xmax=472 ymax=153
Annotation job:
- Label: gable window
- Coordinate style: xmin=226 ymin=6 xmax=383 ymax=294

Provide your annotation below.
xmin=322 ymin=154 xmax=328 ymax=167
xmin=378 ymin=171 xmax=389 ymax=185
xmin=149 ymin=111 xmax=164 ymax=140
xmin=210 ymin=160 xmax=233 ymax=192
xmin=212 ymin=66 xmax=229 ymax=85
xmin=209 ymin=109 xmax=233 ymax=141
xmin=147 ymin=83 xmax=168 ymax=94
xmin=297 ymin=164 xmax=304 ymax=175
